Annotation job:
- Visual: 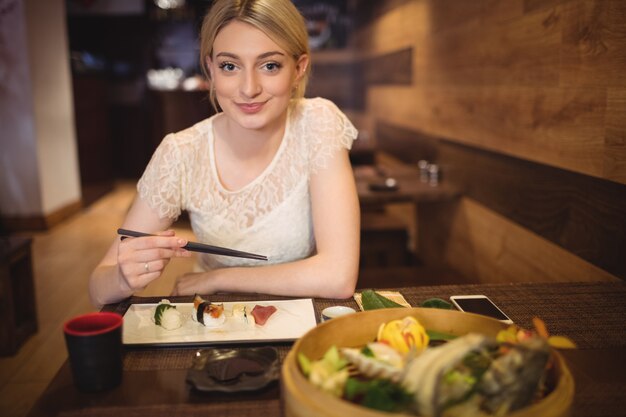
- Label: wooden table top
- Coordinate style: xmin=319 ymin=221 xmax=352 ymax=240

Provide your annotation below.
xmin=353 ymin=164 xmax=459 ymax=207
xmin=27 ymin=281 xmax=626 ymax=417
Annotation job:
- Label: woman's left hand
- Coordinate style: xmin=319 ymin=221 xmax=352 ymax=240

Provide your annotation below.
xmin=172 ymin=271 xmax=214 ymax=295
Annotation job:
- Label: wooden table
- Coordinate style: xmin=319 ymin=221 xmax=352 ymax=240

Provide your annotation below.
xmin=354 ymin=162 xmax=459 ymax=270
xmin=27 ymin=282 xmax=626 ymax=417
xmin=354 ymin=164 xmax=458 ymax=208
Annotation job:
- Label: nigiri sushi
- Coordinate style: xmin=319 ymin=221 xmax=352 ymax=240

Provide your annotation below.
xmin=232 ymin=304 xmax=256 ymax=328
xmin=154 ymin=299 xmax=182 ymax=330
xmin=192 ymin=294 xmax=225 ymax=327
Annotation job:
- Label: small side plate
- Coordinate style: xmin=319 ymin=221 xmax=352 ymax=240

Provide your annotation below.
xmin=186 ymin=346 xmax=280 ymax=392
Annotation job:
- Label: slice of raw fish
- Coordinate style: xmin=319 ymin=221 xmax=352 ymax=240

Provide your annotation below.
xmin=251 ymin=305 xmax=277 ymax=326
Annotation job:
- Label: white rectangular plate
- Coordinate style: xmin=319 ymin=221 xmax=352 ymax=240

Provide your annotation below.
xmin=122 ymin=298 xmax=317 ymax=346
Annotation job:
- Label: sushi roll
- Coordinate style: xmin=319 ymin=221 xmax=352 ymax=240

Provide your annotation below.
xmin=192 ymin=294 xmax=225 ymax=327
xmin=154 ymin=299 xmax=182 ymax=330
xmin=232 ymin=304 xmax=256 ymax=328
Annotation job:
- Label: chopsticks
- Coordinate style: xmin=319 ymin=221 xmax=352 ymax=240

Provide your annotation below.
xmin=117 ymin=228 xmax=268 ymax=261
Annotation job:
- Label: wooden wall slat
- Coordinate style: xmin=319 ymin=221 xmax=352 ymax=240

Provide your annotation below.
xmin=523 ymin=0 xmax=573 ymax=13
xmin=417 ymin=198 xmax=619 ymax=283
xmin=375 ymin=122 xmax=438 ymax=164
xmin=438 ymin=140 xmax=626 ymax=279
xmin=370 ymin=86 xmax=609 ymax=181
xmin=417 ymin=6 xmax=561 ymax=87
xmin=426 ymin=0 xmax=524 ymax=35
xmin=351 ymin=1 xmax=426 ymax=53
xmin=308 ymin=61 xmax=364 ymax=110
xmin=605 ymin=89 xmax=626 ymax=183
xmin=308 ymin=48 xmax=413 ymax=110
xmin=560 ymin=0 xmax=626 ymax=88
xmin=363 ymin=48 xmax=412 ymax=85
xmin=352 ymin=0 xmax=412 ymax=30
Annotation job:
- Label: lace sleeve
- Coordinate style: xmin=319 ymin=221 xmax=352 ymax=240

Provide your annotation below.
xmin=304 ymin=98 xmax=359 ymax=173
xmin=136 ymin=134 xmax=184 ymax=220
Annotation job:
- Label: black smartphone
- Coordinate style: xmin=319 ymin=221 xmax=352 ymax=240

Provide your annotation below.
xmin=449 ymin=295 xmax=513 ymax=324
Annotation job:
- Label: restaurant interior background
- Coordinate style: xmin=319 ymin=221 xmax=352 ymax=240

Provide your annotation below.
xmin=3 ymin=0 xmax=626 ymax=285
xmin=3 ymin=0 xmax=624 ymax=281
xmin=0 ymin=0 xmax=625 ymax=416
xmin=1 ymin=0 xmax=625 ymax=285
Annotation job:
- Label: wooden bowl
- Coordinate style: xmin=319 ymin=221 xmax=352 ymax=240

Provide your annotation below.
xmin=282 ymin=307 xmax=574 ymax=417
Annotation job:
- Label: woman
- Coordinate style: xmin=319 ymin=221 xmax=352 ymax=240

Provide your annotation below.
xmin=89 ymin=0 xmax=360 ymax=306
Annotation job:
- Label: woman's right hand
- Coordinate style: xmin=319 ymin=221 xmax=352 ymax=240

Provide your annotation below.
xmin=116 ymin=229 xmax=191 ymax=292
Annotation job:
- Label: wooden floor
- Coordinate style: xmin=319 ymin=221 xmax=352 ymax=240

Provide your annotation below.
xmin=0 ymin=182 xmax=197 ymax=417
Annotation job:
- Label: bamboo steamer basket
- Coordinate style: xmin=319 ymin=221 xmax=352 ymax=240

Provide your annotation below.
xmin=282 ymin=307 xmax=574 ymax=417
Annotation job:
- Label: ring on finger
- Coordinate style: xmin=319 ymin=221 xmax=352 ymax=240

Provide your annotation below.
xmin=144 ymin=262 xmax=149 ymax=272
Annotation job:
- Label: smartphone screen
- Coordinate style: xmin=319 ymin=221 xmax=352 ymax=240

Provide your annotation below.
xmin=450 ymin=296 xmax=512 ymax=323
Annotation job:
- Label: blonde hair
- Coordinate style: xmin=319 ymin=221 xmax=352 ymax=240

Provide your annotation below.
xmin=200 ymin=0 xmax=311 ymax=111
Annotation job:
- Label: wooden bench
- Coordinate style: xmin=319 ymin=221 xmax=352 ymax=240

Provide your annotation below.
xmin=0 ymin=236 xmax=38 ymax=356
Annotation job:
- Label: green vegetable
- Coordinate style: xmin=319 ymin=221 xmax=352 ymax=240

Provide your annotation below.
xmin=322 ymin=345 xmax=347 ymax=369
xmin=426 ymin=330 xmax=457 ymax=342
xmin=344 ymin=377 xmax=413 ymax=412
xmin=154 ymin=303 xmax=176 ymax=326
xmin=361 ymin=290 xmax=405 ymax=310
xmin=297 ymin=346 xmax=348 ymax=378
xmin=360 ymin=345 xmax=374 ymax=357
xmin=420 ymin=297 xmax=454 ymax=310
xmin=297 ymin=352 xmax=312 ymax=376
xmin=299 ymin=346 xmax=350 ymax=397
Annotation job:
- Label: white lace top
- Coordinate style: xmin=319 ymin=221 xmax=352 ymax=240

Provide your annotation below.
xmin=137 ymin=97 xmax=358 ymax=270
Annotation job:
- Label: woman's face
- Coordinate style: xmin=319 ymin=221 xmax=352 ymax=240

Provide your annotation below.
xmin=207 ymin=20 xmax=308 ymax=132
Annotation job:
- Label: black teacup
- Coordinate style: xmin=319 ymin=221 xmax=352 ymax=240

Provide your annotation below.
xmin=63 ymin=312 xmax=123 ymax=392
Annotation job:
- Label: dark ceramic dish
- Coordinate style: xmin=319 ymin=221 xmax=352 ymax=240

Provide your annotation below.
xmin=187 ymin=346 xmax=280 ymax=392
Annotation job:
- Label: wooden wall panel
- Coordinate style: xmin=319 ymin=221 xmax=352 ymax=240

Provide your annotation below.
xmin=370 ymin=86 xmax=608 ymax=180
xmin=308 ymin=60 xmax=363 ymax=110
xmin=523 ymin=0 xmax=572 ymax=13
xmin=437 ymin=140 xmax=626 ymax=279
xmin=417 ymin=198 xmax=619 ymax=284
xmin=363 ymin=48 xmax=413 ymax=85
xmin=417 ymin=6 xmax=561 ymax=87
xmin=347 ymin=0 xmax=626 ymax=284
xmin=375 ymin=122 xmax=439 ymax=163
xmin=308 ymin=48 xmax=412 ymax=111
xmin=351 ymin=1 xmax=427 ymax=53
xmin=426 ymin=0 xmax=524 ymax=34
xmin=605 ymin=89 xmax=626 ymax=183
xmin=352 ymin=0 xmax=626 ymax=185
xmin=560 ymin=0 xmax=626 ymax=88
xmin=353 ymin=0 xmax=413 ymax=30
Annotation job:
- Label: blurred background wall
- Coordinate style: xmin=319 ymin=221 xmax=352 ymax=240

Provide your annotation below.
xmin=1 ymin=0 xmax=624 ymax=282
xmin=0 ymin=0 xmax=80 ymax=229
xmin=341 ymin=0 xmax=625 ymax=283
